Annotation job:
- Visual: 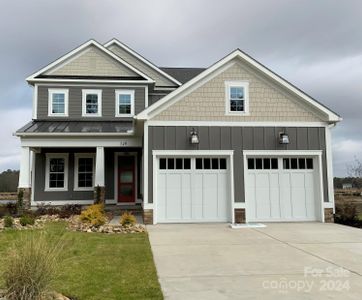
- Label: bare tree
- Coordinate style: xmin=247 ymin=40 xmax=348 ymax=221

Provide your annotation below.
xmin=347 ymin=157 xmax=362 ymax=178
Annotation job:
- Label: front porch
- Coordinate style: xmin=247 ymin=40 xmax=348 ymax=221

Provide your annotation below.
xmin=18 ymin=145 xmax=144 ymax=207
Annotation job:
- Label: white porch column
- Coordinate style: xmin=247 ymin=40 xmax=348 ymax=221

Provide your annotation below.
xmin=95 ymin=146 xmax=105 ymax=187
xmin=18 ymin=146 xmax=31 ymax=188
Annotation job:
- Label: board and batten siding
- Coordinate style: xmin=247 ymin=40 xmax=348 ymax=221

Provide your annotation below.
xmin=37 ymin=85 xmax=146 ymax=120
xmin=148 ymin=126 xmax=328 ymax=204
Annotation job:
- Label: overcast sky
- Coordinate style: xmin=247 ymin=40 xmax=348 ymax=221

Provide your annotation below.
xmin=0 ymin=0 xmax=361 ymax=176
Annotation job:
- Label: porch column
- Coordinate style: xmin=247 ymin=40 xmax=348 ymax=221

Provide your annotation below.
xmin=18 ymin=146 xmax=31 ymax=208
xmin=94 ymin=146 xmax=105 ymax=203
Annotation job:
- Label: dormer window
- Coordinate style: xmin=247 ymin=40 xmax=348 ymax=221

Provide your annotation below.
xmin=82 ymin=89 xmax=102 ymax=117
xmin=225 ymin=81 xmax=249 ymax=115
xmin=48 ymin=89 xmax=68 ymax=116
xmin=115 ymin=90 xmax=135 ymax=117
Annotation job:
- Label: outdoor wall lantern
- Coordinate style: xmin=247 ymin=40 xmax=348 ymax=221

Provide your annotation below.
xmin=190 ymin=128 xmax=200 ymax=144
xmin=279 ymin=132 xmax=290 ymax=144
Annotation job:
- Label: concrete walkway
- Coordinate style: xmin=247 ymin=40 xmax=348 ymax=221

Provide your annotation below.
xmin=147 ymin=223 xmax=362 ymax=299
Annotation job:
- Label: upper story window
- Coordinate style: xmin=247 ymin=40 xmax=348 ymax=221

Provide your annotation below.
xmin=82 ymin=89 xmax=102 ymax=117
xmin=225 ymin=81 xmax=249 ymax=115
xmin=48 ymin=89 xmax=69 ymax=117
xmin=115 ymin=90 xmax=135 ymax=117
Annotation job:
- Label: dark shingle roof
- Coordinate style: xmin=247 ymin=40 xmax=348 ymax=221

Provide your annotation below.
xmin=160 ymin=67 xmax=206 ymax=84
xmin=16 ymin=121 xmax=134 ymax=135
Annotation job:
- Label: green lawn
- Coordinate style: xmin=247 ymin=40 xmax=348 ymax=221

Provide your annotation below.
xmin=0 ymin=222 xmax=163 ymax=300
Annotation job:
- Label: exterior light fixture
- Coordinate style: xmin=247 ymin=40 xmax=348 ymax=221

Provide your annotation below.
xmin=190 ymin=128 xmax=199 ymax=144
xmin=279 ymin=132 xmax=290 ymax=144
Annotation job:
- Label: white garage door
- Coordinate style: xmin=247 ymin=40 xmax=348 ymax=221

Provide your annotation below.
xmin=246 ymin=157 xmax=321 ymax=222
xmin=156 ymin=157 xmax=230 ymax=223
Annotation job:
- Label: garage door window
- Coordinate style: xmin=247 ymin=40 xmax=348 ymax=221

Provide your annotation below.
xmin=159 ymin=158 xmax=191 ymax=170
xmin=196 ymin=158 xmax=227 ymax=170
xmin=248 ymin=158 xmax=278 ymax=170
xmin=283 ymin=158 xmax=313 ymax=170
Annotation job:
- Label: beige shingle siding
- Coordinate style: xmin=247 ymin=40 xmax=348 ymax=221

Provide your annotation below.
xmin=108 ymin=44 xmax=176 ymax=87
xmin=46 ymin=45 xmax=138 ymax=77
xmin=153 ymin=62 xmax=325 ymax=122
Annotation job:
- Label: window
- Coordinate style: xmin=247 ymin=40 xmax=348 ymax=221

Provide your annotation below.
xmin=45 ymin=153 xmax=68 ymax=191
xmin=283 ymin=158 xmax=314 ymax=170
xmin=48 ymin=89 xmax=68 ymax=116
xmin=248 ymin=158 xmax=278 ymax=170
xmin=74 ymin=154 xmax=95 ymax=191
xmin=159 ymin=158 xmax=191 ymax=170
xmin=115 ymin=90 xmax=135 ymax=117
xmin=82 ymin=90 xmax=102 ymax=116
xmin=225 ymin=81 xmax=249 ymax=115
xmin=196 ymin=158 xmax=227 ymax=170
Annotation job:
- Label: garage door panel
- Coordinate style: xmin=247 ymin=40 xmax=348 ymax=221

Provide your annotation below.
xmin=255 ymin=174 xmax=271 ymax=219
xmin=217 ymin=174 xmax=229 ymax=219
xmin=203 ymin=174 xmax=218 ymax=219
xmin=181 ymin=174 xmax=192 ymax=220
xmin=270 ymin=173 xmax=281 ymax=219
xmin=166 ymin=174 xmax=182 ymax=219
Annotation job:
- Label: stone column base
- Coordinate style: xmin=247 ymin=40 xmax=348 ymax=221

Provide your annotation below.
xmin=143 ymin=209 xmax=154 ymax=225
xmin=18 ymin=187 xmax=31 ymax=209
xmin=324 ymin=208 xmax=334 ymax=223
xmin=94 ymin=186 xmax=106 ymax=204
xmin=234 ymin=208 xmax=246 ymax=224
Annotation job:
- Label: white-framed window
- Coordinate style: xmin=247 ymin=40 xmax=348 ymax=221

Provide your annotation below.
xmin=115 ymin=90 xmax=135 ymax=117
xmin=45 ymin=153 xmax=69 ymax=191
xmin=48 ymin=89 xmax=69 ymax=117
xmin=74 ymin=153 xmax=95 ymax=191
xmin=82 ymin=89 xmax=102 ymax=117
xmin=225 ymin=81 xmax=249 ymax=115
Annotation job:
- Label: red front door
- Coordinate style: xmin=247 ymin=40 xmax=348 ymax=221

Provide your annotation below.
xmin=118 ymin=156 xmax=136 ymax=203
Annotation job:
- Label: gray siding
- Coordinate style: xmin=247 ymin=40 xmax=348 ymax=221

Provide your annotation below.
xmin=148 ymin=126 xmax=328 ymax=204
xmin=37 ymin=85 xmax=145 ymax=120
xmin=34 ymin=148 xmax=142 ymax=202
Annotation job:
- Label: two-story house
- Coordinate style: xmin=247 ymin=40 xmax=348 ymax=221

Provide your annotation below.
xmin=16 ymin=39 xmax=341 ymax=224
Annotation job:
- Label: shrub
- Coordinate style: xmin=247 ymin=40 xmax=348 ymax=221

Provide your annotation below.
xmin=80 ymin=204 xmax=106 ymax=227
xmin=59 ymin=204 xmax=82 ymax=218
xmin=0 ymin=205 xmax=7 ymax=218
xmin=335 ymin=201 xmax=357 ymax=225
xmin=3 ymin=231 xmax=64 ymax=300
xmin=6 ymin=202 xmax=17 ymax=216
xmin=4 ymin=215 xmax=13 ymax=228
xmin=120 ymin=211 xmax=136 ymax=226
xmin=19 ymin=215 xmax=36 ymax=226
xmin=35 ymin=205 xmax=59 ymax=216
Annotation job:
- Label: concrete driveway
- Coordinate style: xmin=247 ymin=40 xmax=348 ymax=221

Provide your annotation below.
xmin=147 ymin=223 xmax=362 ymax=299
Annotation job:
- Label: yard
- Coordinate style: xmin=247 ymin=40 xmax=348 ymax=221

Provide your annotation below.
xmin=0 ymin=222 xmax=163 ymax=300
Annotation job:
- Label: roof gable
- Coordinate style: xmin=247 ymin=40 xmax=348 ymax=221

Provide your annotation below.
xmin=104 ymin=39 xmax=181 ymax=87
xmin=137 ymin=49 xmax=341 ymax=122
xmin=27 ymin=40 xmax=154 ymax=83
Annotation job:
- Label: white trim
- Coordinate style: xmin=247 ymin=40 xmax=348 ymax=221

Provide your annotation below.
xmin=325 ymin=124 xmax=336 ymax=212
xmin=48 ymin=88 xmax=69 ymax=117
xmin=31 ymin=199 xmax=127 ymax=206
xmin=20 ymin=137 xmax=142 ymax=148
xmin=145 ymin=85 xmax=149 ymax=108
xmin=37 ymin=83 xmax=149 ymax=88
xmin=73 ymin=153 xmax=95 ymax=191
xmin=104 ymin=39 xmax=181 ymax=86
xmin=26 ymin=39 xmax=154 ymax=83
xmin=82 ymin=89 xmax=102 ymax=117
xmin=16 ymin=132 xmax=134 ymax=137
xmin=31 ymin=151 xmax=36 ymax=206
xmin=32 ymin=84 xmax=38 ymax=119
xmin=225 ymin=81 xmax=250 ymax=116
xmin=31 ymin=79 xmax=152 ymax=84
xmin=143 ymin=122 xmax=149 ymax=206
xmin=146 ymin=120 xmax=328 ymax=127
xmin=242 ymin=150 xmax=324 ymax=223
xmin=115 ymin=89 xmax=135 ymax=117
xmin=136 ymin=49 xmax=341 ymax=122
xmin=114 ymin=152 xmax=138 ymax=204
xmin=45 ymin=153 xmax=69 ymax=192
xmin=152 ymin=150 xmax=234 ymax=224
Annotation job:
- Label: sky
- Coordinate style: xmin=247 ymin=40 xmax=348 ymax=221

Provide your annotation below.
xmin=0 ymin=0 xmax=361 ymax=176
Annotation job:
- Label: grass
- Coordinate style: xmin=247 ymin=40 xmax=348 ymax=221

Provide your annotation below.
xmin=0 ymin=222 xmax=163 ymax=300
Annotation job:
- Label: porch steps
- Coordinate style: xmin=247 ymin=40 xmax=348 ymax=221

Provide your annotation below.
xmin=104 ymin=204 xmax=143 ymax=215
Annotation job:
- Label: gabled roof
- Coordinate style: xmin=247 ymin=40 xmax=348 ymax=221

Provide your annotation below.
xmin=160 ymin=67 xmax=206 ymax=84
xmin=136 ymin=49 xmax=341 ymax=122
xmin=26 ymin=39 xmax=154 ymax=84
xmin=104 ymin=38 xmax=182 ymax=86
